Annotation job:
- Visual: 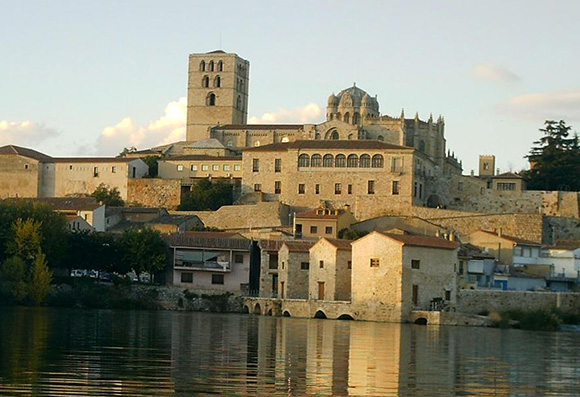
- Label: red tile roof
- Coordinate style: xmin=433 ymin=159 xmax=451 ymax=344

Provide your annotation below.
xmin=321 ymin=238 xmax=353 ymax=250
xmin=283 ymin=241 xmax=314 ymax=252
xmin=379 ymin=232 xmax=460 ymax=250
xmin=295 ymin=208 xmax=345 ymax=220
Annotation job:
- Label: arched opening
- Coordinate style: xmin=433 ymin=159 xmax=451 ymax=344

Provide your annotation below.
xmin=242 ymin=305 xmax=250 ymax=313
xmin=377 ymin=135 xmax=384 ymax=141
xmin=427 ymin=194 xmax=443 ymax=208
xmin=200 ymin=60 xmax=206 ymax=71
xmin=347 ymin=154 xmax=358 ymax=168
xmin=281 ymin=136 xmax=289 ymax=143
xmin=206 ymin=93 xmax=216 ymax=106
xmin=414 ymin=317 xmax=428 ymax=325
xmin=335 ymin=154 xmax=346 ymax=168
xmin=372 ymin=154 xmax=384 ymax=168
xmin=353 ymin=112 xmax=360 ymax=124
xmin=314 ymin=133 xmax=321 ymax=140
xmin=202 ymin=76 xmax=209 ymax=88
xmin=298 ymin=154 xmax=310 ymax=167
xmin=214 ymin=75 xmax=221 ymax=87
xmin=347 ymin=134 xmax=353 ymax=140
xmin=218 ymin=61 xmax=223 ymax=71
xmin=344 ymin=112 xmax=350 ymax=124
xmin=337 ymin=314 xmax=354 ymax=320
xmin=266 ymin=308 xmax=273 ymax=316
xmin=209 ymin=60 xmax=214 ymax=72
xmin=311 ymin=154 xmax=322 ymax=167
xmin=236 ymin=95 xmax=242 ymax=110
xmin=314 ymin=310 xmax=327 ymax=319
xmin=359 ymin=154 xmax=371 ymax=168
xmin=282 ymin=310 xmax=291 ymax=317
xmin=253 ymin=303 xmax=261 ymax=315
xmin=323 ymin=154 xmax=334 ymax=167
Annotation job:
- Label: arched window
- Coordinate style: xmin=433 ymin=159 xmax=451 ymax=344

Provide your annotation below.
xmin=315 ymin=133 xmax=321 ymax=140
xmin=206 ymin=93 xmax=216 ymax=106
xmin=200 ymin=61 xmax=206 ymax=71
xmin=336 ymin=112 xmax=341 ymax=121
xmin=372 ymin=154 xmax=384 ymax=168
xmin=236 ymin=95 xmax=242 ymax=110
xmin=360 ymin=154 xmax=371 ymax=168
xmin=311 ymin=154 xmax=322 ymax=167
xmin=214 ymin=75 xmax=221 ymax=87
xmin=347 ymin=154 xmax=358 ymax=168
xmin=298 ymin=154 xmax=310 ymax=167
xmin=419 ymin=140 xmax=426 ymax=153
xmin=323 ymin=154 xmax=334 ymax=167
xmin=218 ymin=61 xmax=223 ymax=71
xmin=344 ymin=112 xmax=350 ymax=124
xmin=377 ymin=135 xmax=384 ymax=141
xmin=209 ymin=61 xmax=214 ymax=71
xmin=347 ymin=134 xmax=354 ymax=140
xmin=335 ymin=154 xmax=346 ymax=167
xmin=353 ymin=112 xmax=360 ymax=124
xmin=202 ymin=76 xmax=209 ymax=88
xmin=330 ymin=130 xmax=339 ymax=140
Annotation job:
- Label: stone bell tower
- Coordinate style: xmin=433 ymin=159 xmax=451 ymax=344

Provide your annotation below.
xmin=186 ymin=50 xmax=250 ymax=142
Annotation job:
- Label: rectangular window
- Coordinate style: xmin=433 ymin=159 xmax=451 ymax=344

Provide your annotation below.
xmin=412 ymin=285 xmax=419 ymax=305
xmin=325 ymin=226 xmax=333 ymax=235
xmin=319 ymin=260 xmax=324 ymax=269
xmin=212 ymin=164 xmax=220 ymax=171
xmin=497 ymin=182 xmax=516 ymax=191
xmin=370 ymin=258 xmax=380 ymax=267
xmin=514 ymin=246 xmax=523 ymax=256
xmin=269 ymin=254 xmax=278 ymax=270
xmin=392 ymin=157 xmax=402 ymax=172
xmin=93 ymin=166 xmax=99 ymax=177
xmin=177 ymin=165 xmax=184 ymax=172
xmin=301 ymin=262 xmax=309 ymax=270
xmin=212 ymin=274 xmax=224 ymax=285
xmin=254 ymin=184 xmax=261 ymax=192
xmin=335 ymin=183 xmax=342 ymax=194
xmin=392 ymin=181 xmax=400 ymax=195
xmin=275 ymin=181 xmax=281 ymax=194
xmin=234 ymin=254 xmax=244 ymax=264
xmin=347 ymin=260 xmax=352 ymax=270
xmin=181 ymin=272 xmax=193 ymax=283
xmin=368 ymin=180 xmax=375 ymax=194
xmin=419 ymin=183 xmax=423 ymax=199
xmin=445 ymin=290 xmax=451 ymax=301
xmin=310 ymin=226 xmax=318 ymax=234
xmin=315 ymin=184 xmax=320 ymax=194
xmin=202 ymin=164 xmax=209 ymax=171
xmin=459 ymin=260 xmax=465 ymax=275
xmin=411 ymin=259 xmax=420 ymax=269
xmin=348 ymin=184 xmax=353 ymax=194
xmin=69 ymin=165 xmax=73 ymax=170
xmin=275 ymin=158 xmax=282 ymax=173
xmin=223 ymin=164 xmax=231 ymax=171
xmin=298 ymin=184 xmax=305 ymax=194
xmin=234 ymin=164 xmax=241 ymax=171
xmin=191 ymin=164 xmax=198 ymax=171
xmin=413 ymin=182 xmax=418 ymax=197
xmin=111 ymin=166 xmax=117 ymax=173
xmin=252 ymin=159 xmax=259 ymax=172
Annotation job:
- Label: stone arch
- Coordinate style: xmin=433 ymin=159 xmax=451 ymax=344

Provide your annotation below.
xmin=282 ymin=310 xmax=291 ymax=317
xmin=206 ymin=92 xmax=216 ymax=106
xmin=337 ymin=314 xmax=354 ymax=320
xmin=347 ymin=134 xmax=354 ymax=140
xmin=377 ymin=135 xmax=384 ymax=141
xmin=214 ymin=75 xmax=221 ymax=88
xmin=200 ymin=60 xmax=206 ymax=71
xmin=314 ymin=310 xmax=327 ymax=319
xmin=336 ymin=112 xmax=341 ymax=121
xmin=323 ymin=154 xmax=334 ymax=167
xmin=242 ymin=305 xmax=250 ymax=314
xmin=209 ymin=60 xmax=214 ymax=71
xmin=298 ymin=154 xmax=310 ymax=167
xmin=325 ymin=129 xmax=340 ymax=140
xmin=253 ymin=303 xmax=261 ymax=315
xmin=414 ymin=317 xmax=428 ymax=325
xmin=344 ymin=112 xmax=350 ymax=124
xmin=427 ymin=194 xmax=443 ymax=208
xmin=266 ymin=308 xmax=273 ymax=316
xmin=353 ymin=112 xmax=360 ymax=125
xmin=218 ymin=60 xmax=223 ymax=72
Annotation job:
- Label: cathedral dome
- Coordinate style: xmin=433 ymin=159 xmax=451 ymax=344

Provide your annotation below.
xmin=327 ymin=94 xmax=338 ymax=106
xmin=362 ymin=93 xmax=372 ymax=106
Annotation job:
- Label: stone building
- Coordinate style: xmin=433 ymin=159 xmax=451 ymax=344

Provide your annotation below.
xmin=468 ymin=230 xmax=541 ymax=266
xmin=308 ymin=238 xmax=352 ymax=301
xmin=278 ymin=241 xmax=313 ymax=299
xmin=157 ymin=155 xmax=242 ymax=183
xmin=351 ymin=231 xmax=459 ymax=322
xmin=294 ymin=204 xmax=356 ymax=239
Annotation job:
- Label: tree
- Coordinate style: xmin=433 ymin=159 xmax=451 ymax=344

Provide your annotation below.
xmin=65 ymin=230 xmax=125 ymax=274
xmin=91 ymin=183 xmax=124 ymax=206
xmin=118 ymin=146 xmax=137 ymax=157
xmin=143 ymin=155 xmax=160 ymax=177
xmin=0 ymin=256 xmax=28 ymax=302
xmin=524 ymin=120 xmax=580 ymax=191
xmin=6 ymin=218 xmax=43 ymax=262
xmin=178 ymin=179 xmax=234 ymax=211
xmin=119 ymin=228 xmax=167 ymax=282
xmin=28 ymin=251 xmax=53 ymax=305
xmin=338 ymin=228 xmax=368 ymax=240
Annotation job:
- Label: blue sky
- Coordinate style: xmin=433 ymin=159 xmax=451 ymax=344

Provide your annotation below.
xmin=1 ymin=0 xmax=579 ymax=173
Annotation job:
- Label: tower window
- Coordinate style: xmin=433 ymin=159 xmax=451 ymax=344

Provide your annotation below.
xmin=344 ymin=112 xmax=350 ymax=124
xmin=214 ymin=75 xmax=221 ymax=88
xmin=218 ymin=61 xmax=223 ymax=71
xmin=237 ymin=95 xmax=242 ymax=111
xmin=209 ymin=60 xmax=214 ymax=71
xmin=202 ymin=76 xmax=209 ymax=88
xmin=200 ymin=60 xmax=206 ymax=71
xmin=206 ymin=93 xmax=216 ymax=106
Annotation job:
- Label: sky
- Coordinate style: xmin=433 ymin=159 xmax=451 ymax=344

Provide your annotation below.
xmin=1 ymin=0 xmax=579 ymax=173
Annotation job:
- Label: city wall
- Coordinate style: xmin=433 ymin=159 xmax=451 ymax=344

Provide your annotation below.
xmin=127 ymin=178 xmax=181 ymax=209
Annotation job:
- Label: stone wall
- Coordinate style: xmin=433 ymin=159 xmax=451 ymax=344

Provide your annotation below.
xmin=126 ymin=178 xmax=181 ymax=209
xmin=456 ymin=289 xmax=580 ymax=315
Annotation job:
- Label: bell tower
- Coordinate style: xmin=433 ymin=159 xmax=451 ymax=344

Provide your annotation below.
xmin=186 ymin=50 xmax=250 ymax=142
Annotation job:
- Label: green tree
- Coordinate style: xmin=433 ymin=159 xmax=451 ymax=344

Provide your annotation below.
xmin=0 ymin=256 xmax=28 ymax=302
xmin=143 ymin=155 xmax=160 ymax=177
xmin=65 ymin=230 xmax=126 ymax=274
xmin=119 ymin=228 xmax=167 ymax=282
xmin=28 ymin=251 xmax=52 ymax=305
xmin=91 ymin=183 xmax=125 ymax=206
xmin=338 ymin=228 xmax=368 ymax=240
xmin=118 ymin=146 xmax=137 ymax=157
xmin=6 ymin=218 xmax=43 ymax=261
xmin=178 ymin=179 xmax=234 ymax=210
xmin=524 ymin=120 xmax=580 ymax=191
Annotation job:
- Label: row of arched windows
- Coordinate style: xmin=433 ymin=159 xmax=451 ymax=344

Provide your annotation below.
xmin=298 ymin=154 xmax=384 ymax=168
xmin=200 ymin=60 xmax=224 ymax=72
xmin=202 ymin=75 xmax=221 ymax=88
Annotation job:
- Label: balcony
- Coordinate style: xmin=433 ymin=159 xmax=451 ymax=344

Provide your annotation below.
xmin=174 ymin=259 xmax=231 ymax=272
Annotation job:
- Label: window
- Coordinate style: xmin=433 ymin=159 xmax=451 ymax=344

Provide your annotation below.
xmin=208 ymin=60 xmax=214 ymax=71
xmin=372 ymin=154 xmax=384 ymax=168
xmin=347 ymin=154 xmax=358 ymax=168
xmin=414 ymin=182 xmax=418 ymax=197
xmin=419 ymin=140 xmax=426 ymax=153
xmin=483 ymin=162 xmax=490 ymax=170
xmin=335 ymin=183 xmax=342 ymax=194
xmin=311 ymin=154 xmax=322 ymax=167
xmin=212 ymin=274 xmax=224 ymax=285
xmin=368 ymin=180 xmax=375 ymax=194
xmin=199 ymin=60 xmax=206 ymax=71
xmin=497 ymin=182 xmax=516 ymax=191
xmin=252 ymin=159 xmax=259 ymax=172
xmin=301 ymin=262 xmax=309 ymax=270
xmin=212 ymin=164 xmax=219 ymax=171
xmin=234 ymin=254 xmax=244 ymax=264
xmin=392 ymin=157 xmax=402 ymax=172
xmin=202 ymin=76 xmax=209 ymax=88
xmin=335 ymin=154 xmax=346 ymax=167
xmin=348 ymin=184 xmax=353 ymax=194
xmin=359 ymin=154 xmax=371 ymax=168
xmin=269 ymin=254 xmax=278 ymax=270
xmin=202 ymin=164 xmax=209 ymax=171
xmin=370 ymin=258 xmax=380 ymax=267
xmin=459 ymin=260 xmax=465 ymax=275
xmin=298 ymin=154 xmax=310 ymax=167
xmin=315 ymin=184 xmax=320 ymax=194
xmin=275 ymin=158 xmax=282 ymax=172
xmin=298 ymin=184 xmax=305 ymax=194
xmin=412 ymin=285 xmax=419 ymax=305
xmin=254 ymin=184 xmax=261 ymax=191
xmin=177 ymin=165 xmax=184 ymax=172
xmin=323 ymin=154 xmax=334 ymax=167
xmin=310 ymin=226 xmax=318 ymax=234
xmin=237 ymin=95 xmax=242 ymax=111
xmin=319 ymin=260 xmax=324 ymax=269
xmin=411 ymin=259 xmax=420 ymax=269
xmin=419 ymin=183 xmax=423 ymax=199
xmin=445 ymin=290 xmax=451 ymax=301
xmin=325 ymin=226 xmax=333 ymax=235
xmin=111 ymin=166 xmax=117 ymax=173
xmin=214 ymin=75 xmax=221 ymax=87
xmin=347 ymin=261 xmax=352 ymax=270
xmin=69 ymin=165 xmax=73 ymax=170
xmin=392 ymin=181 xmax=400 ymax=195
xmin=275 ymin=181 xmax=281 ymax=194
xmin=234 ymin=164 xmax=241 ymax=171
xmin=281 ymin=261 xmax=285 ymax=270
xmin=218 ymin=61 xmax=223 ymax=71
xmin=223 ymin=164 xmax=230 ymax=171
xmin=93 ymin=166 xmax=99 ymax=177
xmin=189 ymin=164 xmax=198 ymax=171
xmin=514 ymin=246 xmax=523 ymax=256
xmin=181 ymin=272 xmax=193 ymax=283
xmin=458 ymin=182 xmax=464 ymax=191
xmin=206 ymin=92 xmax=216 ymax=106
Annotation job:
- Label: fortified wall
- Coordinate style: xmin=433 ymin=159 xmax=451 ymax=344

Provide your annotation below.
xmin=127 ymin=178 xmax=181 ymax=209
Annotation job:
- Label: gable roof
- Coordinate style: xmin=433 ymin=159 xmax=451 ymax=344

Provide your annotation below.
xmin=474 ymin=230 xmax=540 ymax=246
xmin=282 ymin=241 xmax=314 ymax=252
xmin=0 ymin=145 xmax=54 ymax=162
xmin=376 ymin=231 xmax=460 ymax=250
xmin=243 ymin=140 xmax=411 ymax=152
xmin=492 ymin=172 xmax=523 ymax=180
xmin=318 ymin=238 xmax=353 ymax=250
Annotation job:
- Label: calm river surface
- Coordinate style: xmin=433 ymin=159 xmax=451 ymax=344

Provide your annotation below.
xmin=1 ymin=307 xmax=579 ymax=396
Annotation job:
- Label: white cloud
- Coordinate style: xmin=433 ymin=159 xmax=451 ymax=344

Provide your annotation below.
xmin=500 ymin=89 xmax=580 ymax=122
xmin=473 ymin=64 xmax=520 ymax=83
xmin=94 ymin=97 xmax=187 ymax=155
xmin=0 ymin=120 xmax=60 ymax=147
xmin=249 ymin=103 xmax=323 ymax=124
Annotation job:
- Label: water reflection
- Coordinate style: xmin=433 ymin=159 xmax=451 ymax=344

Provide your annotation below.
xmin=1 ymin=308 xmax=579 ymax=395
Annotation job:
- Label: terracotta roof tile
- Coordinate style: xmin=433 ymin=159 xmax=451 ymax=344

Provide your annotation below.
xmin=283 ymin=241 xmax=314 ymax=252
xmin=321 ymin=238 xmax=353 ymax=250
xmin=477 ymin=230 xmax=539 ymax=246
xmin=378 ymin=232 xmax=460 ymax=250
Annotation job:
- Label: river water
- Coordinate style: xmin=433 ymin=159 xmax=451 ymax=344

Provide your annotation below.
xmin=0 ymin=307 xmax=579 ymax=396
